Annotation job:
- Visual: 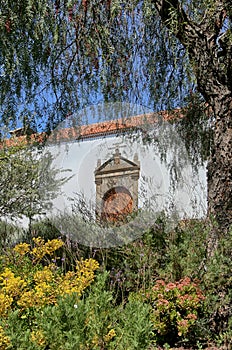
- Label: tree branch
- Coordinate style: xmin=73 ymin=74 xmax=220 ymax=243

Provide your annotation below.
xmin=152 ymin=0 xmax=229 ymax=50
xmin=151 ymin=0 xmax=200 ymax=50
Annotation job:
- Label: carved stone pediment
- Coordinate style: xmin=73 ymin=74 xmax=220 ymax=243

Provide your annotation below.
xmin=95 ymin=148 xmax=140 ymax=176
xmin=94 ymin=148 xmax=140 ymax=221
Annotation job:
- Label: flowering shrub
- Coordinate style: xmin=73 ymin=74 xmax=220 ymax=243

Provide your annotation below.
xmin=0 ymin=219 xmax=229 ymax=349
xmin=30 ymin=272 xmax=153 ymax=350
xmin=145 ymin=277 xmax=205 ymax=344
xmin=0 ymin=326 xmax=11 ymax=349
xmin=0 ymin=237 xmax=99 ymax=319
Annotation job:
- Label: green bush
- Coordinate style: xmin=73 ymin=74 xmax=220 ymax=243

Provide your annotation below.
xmin=21 ymin=218 xmax=61 ymax=243
xmin=202 ymin=228 xmax=232 ymax=345
xmin=2 ymin=272 xmax=154 ymax=349
xmin=97 ymin=218 xmax=209 ymax=302
xmin=0 ymin=217 xmax=231 ymax=349
xmin=143 ymin=277 xmax=205 ymax=346
xmin=0 ymin=220 xmax=22 ymax=250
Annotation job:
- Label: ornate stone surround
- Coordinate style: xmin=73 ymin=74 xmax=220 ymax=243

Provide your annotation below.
xmin=95 ymin=148 xmax=140 ymax=220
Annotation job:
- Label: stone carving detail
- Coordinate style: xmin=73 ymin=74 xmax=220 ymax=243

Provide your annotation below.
xmin=94 ymin=148 xmax=140 ymax=221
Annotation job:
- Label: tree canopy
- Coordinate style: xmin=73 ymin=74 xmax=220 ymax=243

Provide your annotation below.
xmin=0 ymin=0 xmax=193 ymax=130
xmin=0 ymin=0 xmax=231 ymax=229
xmin=0 ymin=141 xmax=67 ymax=223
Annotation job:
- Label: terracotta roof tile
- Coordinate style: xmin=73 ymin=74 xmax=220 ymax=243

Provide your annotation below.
xmin=1 ymin=110 xmax=182 ymax=147
xmin=50 ymin=110 xmax=182 ymax=142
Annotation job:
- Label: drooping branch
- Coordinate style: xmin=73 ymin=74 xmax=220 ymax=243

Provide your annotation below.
xmin=151 ymin=0 xmax=199 ymax=48
xmin=151 ymin=0 xmax=232 ymax=231
xmin=153 ymin=0 xmax=228 ymax=45
xmin=151 ymin=0 xmax=232 ymax=105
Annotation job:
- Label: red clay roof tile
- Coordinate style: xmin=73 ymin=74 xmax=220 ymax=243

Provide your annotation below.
xmin=2 ymin=110 xmax=182 ymax=147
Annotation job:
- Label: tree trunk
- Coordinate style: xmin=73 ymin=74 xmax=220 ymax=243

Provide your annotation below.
xmin=207 ymin=99 xmax=232 ymax=232
xmin=152 ymin=0 xmax=232 ymax=232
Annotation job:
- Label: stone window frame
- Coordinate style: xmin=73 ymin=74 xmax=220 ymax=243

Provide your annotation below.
xmin=94 ymin=148 xmax=140 ymax=220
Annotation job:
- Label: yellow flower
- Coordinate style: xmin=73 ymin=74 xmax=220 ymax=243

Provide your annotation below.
xmin=18 ymin=288 xmax=53 ymax=309
xmin=35 ymin=282 xmax=51 ymax=295
xmin=0 ymin=293 xmax=13 ymax=316
xmin=0 ymin=268 xmax=27 ymax=298
xmin=32 ymin=237 xmax=44 ymax=246
xmin=0 ymin=239 xmax=99 ymax=314
xmin=17 ymin=290 xmax=35 ymax=309
xmin=104 ymin=329 xmax=116 ymax=342
xmin=91 ymin=334 xmax=100 ymax=346
xmin=44 ymin=239 xmax=64 ymax=255
xmin=31 ymin=237 xmax=64 ymax=261
xmin=0 ymin=325 xmax=11 ymax=349
xmin=34 ymin=266 xmax=53 ymax=284
xmin=76 ymin=258 xmax=99 ymax=274
xmin=13 ymin=243 xmax=30 ymax=256
xmin=31 ymin=330 xmax=47 ymax=347
xmin=57 ymin=259 xmax=99 ymax=297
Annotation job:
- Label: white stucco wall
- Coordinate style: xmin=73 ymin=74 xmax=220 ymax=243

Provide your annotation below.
xmin=47 ymin=128 xmax=207 ymax=220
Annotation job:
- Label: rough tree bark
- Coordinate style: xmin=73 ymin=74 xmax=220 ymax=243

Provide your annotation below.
xmin=152 ymin=0 xmax=232 ymax=231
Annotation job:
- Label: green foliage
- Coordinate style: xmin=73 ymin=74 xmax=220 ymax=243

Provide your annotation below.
xmin=96 ymin=217 xmax=208 ymax=302
xmin=144 ymin=277 xmax=205 ymax=345
xmin=90 ymin=218 xmax=231 ymax=347
xmin=0 ymin=142 xmax=68 ymax=222
xmin=0 ymin=219 xmax=231 ymax=348
xmin=0 ymin=0 xmax=193 ymax=129
xmin=202 ymin=229 xmax=232 ymax=340
xmin=22 ymin=218 xmax=62 ymax=242
xmin=2 ymin=271 xmax=154 ymax=349
xmin=155 ymin=219 xmax=209 ymax=281
xmin=112 ymin=297 xmax=154 ymax=349
xmin=0 ymin=220 xmax=22 ymax=250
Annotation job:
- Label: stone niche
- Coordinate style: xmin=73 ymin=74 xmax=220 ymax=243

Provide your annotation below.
xmin=94 ymin=148 xmax=140 ymax=222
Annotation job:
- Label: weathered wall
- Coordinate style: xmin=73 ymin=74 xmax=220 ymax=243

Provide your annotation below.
xmin=48 ymin=130 xmax=207 ymax=220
